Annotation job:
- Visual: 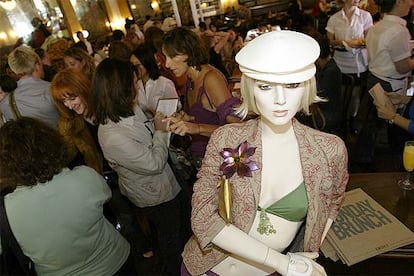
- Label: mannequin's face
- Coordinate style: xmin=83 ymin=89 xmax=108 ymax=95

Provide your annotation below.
xmin=254 ymin=80 xmax=304 ymax=126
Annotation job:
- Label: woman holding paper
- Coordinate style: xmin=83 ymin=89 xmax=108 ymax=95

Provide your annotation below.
xmin=92 ymin=58 xmax=184 ymax=275
xmin=359 ymin=0 xmax=414 ymax=160
xmin=180 ymin=30 xmax=349 ymax=276
xmin=374 ymin=91 xmax=414 ymax=134
xmin=131 ymin=44 xmax=181 ymax=116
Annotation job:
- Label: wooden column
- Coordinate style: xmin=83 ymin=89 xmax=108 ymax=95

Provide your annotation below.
xmin=104 ymin=0 xmax=132 ymax=31
xmin=57 ymin=0 xmax=82 ymax=40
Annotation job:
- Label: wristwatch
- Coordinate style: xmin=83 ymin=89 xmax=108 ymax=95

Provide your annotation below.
xmin=388 ymin=114 xmax=397 ymax=124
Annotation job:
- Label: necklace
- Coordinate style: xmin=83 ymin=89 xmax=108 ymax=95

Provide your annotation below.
xmin=257 ymin=206 xmax=277 ymax=235
xmin=186 ymin=78 xmax=194 ymax=92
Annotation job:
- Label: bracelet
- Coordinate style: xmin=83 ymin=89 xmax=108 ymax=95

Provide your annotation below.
xmin=286 ymin=253 xmax=312 ymax=276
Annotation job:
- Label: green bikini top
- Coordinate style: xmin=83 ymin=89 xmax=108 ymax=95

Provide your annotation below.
xmin=258 ymin=182 xmax=308 ymax=222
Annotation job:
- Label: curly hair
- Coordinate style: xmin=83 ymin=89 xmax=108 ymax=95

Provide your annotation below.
xmin=0 ymin=117 xmax=69 ymax=193
xmin=162 ymin=27 xmax=208 ymax=71
xmin=92 ymin=58 xmax=136 ymax=124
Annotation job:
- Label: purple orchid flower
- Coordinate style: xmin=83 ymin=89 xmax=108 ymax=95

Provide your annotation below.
xmin=220 ymin=141 xmax=259 ymax=179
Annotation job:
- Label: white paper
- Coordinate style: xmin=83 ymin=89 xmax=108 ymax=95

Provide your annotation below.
xmin=156 ymin=98 xmax=179 ymax=117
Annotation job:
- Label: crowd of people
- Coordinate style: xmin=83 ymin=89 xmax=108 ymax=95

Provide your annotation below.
xmin=0 ymin=0 xmax=413 ymax=274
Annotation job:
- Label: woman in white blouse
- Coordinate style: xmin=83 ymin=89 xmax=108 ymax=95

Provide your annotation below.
xmin=131 ymin=44 xmax=180 ymax=116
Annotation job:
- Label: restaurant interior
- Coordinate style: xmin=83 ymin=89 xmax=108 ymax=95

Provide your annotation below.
xmin=0 ymin=0 xmax=413 ymax=275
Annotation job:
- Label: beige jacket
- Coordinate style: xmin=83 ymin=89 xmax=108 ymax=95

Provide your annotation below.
xmin=183 ymin=118 xmax=349 ymax=275
xmin=98 ymin=106 xmax=181 ymax=208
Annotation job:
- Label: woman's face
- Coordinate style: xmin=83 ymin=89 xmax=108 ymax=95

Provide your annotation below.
xmin=130 ymin=55 xmax=147 ymax=79
xmin=64 ymin=56 xmax=84 ymax=73
xmin=253 ymin=80 xmax=304 ymax=127
xmin=163 ymin=52 xmax=189 ymax=77
xmin=130 ymin=33 xmax=141 ymax=46
xmin=401 ymin=0 xmax=414 ymax=17
xmin=63 ymin=95 xmax=87 ymax=115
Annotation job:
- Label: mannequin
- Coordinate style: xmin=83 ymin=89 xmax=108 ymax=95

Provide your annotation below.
xmin=180 ymin=30 xmax=349 ymax=276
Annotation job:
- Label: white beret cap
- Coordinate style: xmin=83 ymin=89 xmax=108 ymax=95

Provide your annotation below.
xmin=235 ymin=30 xmax=320 ymax=83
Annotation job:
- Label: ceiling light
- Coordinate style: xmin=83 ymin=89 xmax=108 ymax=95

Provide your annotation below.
xmin=0 ymin=0 xmax=17 ymax=10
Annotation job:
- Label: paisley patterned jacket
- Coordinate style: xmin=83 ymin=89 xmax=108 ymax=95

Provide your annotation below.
xmin=182 ymin=118 xmax=349 ymax=275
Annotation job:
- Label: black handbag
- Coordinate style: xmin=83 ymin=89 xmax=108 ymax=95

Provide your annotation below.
xmin=168 ymin=133 xmax=198 ymax=184
xmin=0 ymin=195 xmax=36 ymax=275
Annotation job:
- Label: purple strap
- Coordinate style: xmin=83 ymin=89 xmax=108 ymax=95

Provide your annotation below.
xmin=216 ymin=96 xmax=241 ymax=125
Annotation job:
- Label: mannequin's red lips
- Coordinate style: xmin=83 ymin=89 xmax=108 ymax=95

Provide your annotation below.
xmin=272 ymin=110 xmax=288 ymax=117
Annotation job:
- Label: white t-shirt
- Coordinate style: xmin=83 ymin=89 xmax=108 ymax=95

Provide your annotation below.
xmin=138 ymin=76 xmax=180 ymax=113
xmin=366 ymin=14 xmax=411 ymax=91
xmin=326 ymin=7 xmax=373 ymax=74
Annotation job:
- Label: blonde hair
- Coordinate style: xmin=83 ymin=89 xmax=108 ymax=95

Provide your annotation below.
xmin=8 ymin=45 xmax=40 ymax=76
xmin=235 ymin=74 xmax=321 ymax=119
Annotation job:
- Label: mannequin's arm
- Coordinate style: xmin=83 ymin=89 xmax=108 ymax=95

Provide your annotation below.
xmin=211 ymin=224 xmax=290 ymax=274
xmin=211 ymin=224 xmax=326 ymax=275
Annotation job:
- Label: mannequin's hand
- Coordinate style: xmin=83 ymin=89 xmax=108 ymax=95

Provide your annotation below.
xmin=284 ymin=252 xmax=326 ymax=276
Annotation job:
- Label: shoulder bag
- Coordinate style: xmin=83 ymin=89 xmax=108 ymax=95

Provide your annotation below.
xmin=8 ymin=92 xmax=22 ymax=119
